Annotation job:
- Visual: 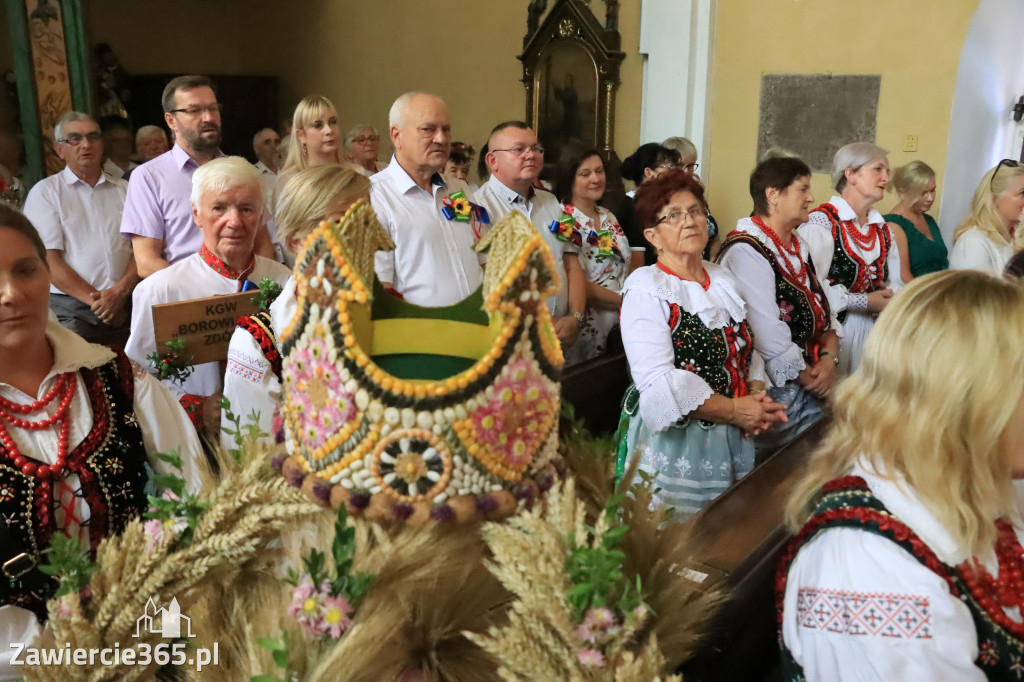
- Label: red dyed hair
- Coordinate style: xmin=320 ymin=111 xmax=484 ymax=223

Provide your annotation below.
xmin=634 ymin=169 xmax=707 ymax=229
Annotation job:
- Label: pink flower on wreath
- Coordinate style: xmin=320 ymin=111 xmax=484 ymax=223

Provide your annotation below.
xmin=322 ymin=595 xmax=354 ymax=639
xmin=143 ymin=519 xmax=164 ymax=552
xmin=472 ymin=359 xmax=554 ymax=471
xmin=577 ymin=648 xmax=606 ymax=668
xmin=287 ymin=577 xmax=325 ymax=636
xmin=584 ymin=606 xmax=617 ymax=632
xmin=285 ymin=337 xmax=358 ymax=449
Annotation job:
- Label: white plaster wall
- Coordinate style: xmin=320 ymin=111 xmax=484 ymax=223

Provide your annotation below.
xmin=939 ymin=0 xmax=1024 ymax=240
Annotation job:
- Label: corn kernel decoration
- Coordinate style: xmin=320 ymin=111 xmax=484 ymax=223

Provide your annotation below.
xmin=278 ymin=202 xmax=564 ymax=524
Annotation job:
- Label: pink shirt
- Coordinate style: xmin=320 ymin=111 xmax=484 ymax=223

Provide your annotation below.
xmin=119 ymin=144 xmax=222 ymax=265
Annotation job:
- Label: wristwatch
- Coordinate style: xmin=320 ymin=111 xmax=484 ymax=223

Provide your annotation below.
xmin=819 ymin=351 xmax=839 ymax=365
xmin=571 ymin=311 xmax=585 ymax=328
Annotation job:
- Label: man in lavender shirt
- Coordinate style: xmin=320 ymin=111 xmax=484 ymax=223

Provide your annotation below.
xmin=120 ymin=75 xmax=275 ymax=277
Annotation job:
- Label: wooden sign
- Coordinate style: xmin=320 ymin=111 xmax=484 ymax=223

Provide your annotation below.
xmin=152 ymin=291 xmax=260 ymax=365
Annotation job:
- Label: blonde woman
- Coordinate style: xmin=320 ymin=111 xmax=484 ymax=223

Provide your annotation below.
xmin=279 ymin=95 xmax=346 ymax=180
xmin=778 ymin=270 xmax=1024 ymax=681
xmin=883 ymin=161 xmax=946 ymax=280
xmin=949 ymin=160 xmax=1024 ymax=274
xmin=221 ymin=165 xmax=370 ymax=449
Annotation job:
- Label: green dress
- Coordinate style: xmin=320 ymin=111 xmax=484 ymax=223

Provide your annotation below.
xmin=884 ymin=213 xmax=948 ymax=277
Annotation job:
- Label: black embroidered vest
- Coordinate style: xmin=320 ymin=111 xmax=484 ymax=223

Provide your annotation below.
xmin=815 ymin=203 xmax=890 ymax=300
xmin=0 ymin=353 xmax=149 ymax=619
xmin=776 ymin=477 xmax=1024 ymax=681
xmin=719 ymin=233 xmax=831 ymax=364
xmin=622 ymin=297 xmax=754 ymax=429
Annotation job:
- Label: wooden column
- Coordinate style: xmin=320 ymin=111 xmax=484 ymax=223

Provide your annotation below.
xmin=5 ymin=0 xmax=92 ymax=184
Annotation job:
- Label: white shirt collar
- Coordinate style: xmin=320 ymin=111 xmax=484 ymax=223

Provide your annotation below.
xmin=829 ymin=195 xmax=886 ymax=226
xmin=60 ymin=165 xmax=109 ymax=188
xmin=486 ymin=175 xmax=533 ymax=206
xmin=384 ymin=156 xmax=447 ymax=195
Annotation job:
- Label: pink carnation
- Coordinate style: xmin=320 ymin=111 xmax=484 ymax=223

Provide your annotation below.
xmin=577 ymin=648 xmax=605 ymax=668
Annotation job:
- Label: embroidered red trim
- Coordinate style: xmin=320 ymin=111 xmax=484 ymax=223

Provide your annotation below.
xmin=795 ymin=587 xmax=933 ymax=639
xmin=655 ymin=261 xmax=710 ymax=290
xmin=199 ymin=243 xmax=254 ymax=283
xmin=235 ymin=314 xmax=282 ymax=379
xmin=179 ymin=394 xmax=204 ymax=431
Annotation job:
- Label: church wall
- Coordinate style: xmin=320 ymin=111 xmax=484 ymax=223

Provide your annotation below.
xmin=705 ymin=0 xmax=978 ymax=235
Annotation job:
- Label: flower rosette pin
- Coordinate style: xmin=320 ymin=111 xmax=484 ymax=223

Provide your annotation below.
xmin=587 ymin=229 xmax=620 ymax=261
xmin=441 ymin=190 xmax=473 ymax=222
xmin=549 ymin=206 xmax=580 ymax=246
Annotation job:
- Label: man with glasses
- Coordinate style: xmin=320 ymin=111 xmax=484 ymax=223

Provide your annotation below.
xmin=371 ymin=92 xmax=483 ymax=306
xmin=120 ymin=74 xmax=275 ymax=278
xmin=475 ymin=120 xmax=585 ymax=349
xmin=23 ymin=112 xmax=137 ymax=345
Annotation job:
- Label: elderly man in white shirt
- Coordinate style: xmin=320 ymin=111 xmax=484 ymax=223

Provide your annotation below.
xmin=475 ymin=120 xmax=586 ymax=348
xmin=126 ymin=156 xmax=290 ymax=433
xmin=371 ymin=92 xmax=483 ymax=307
xmin=23 ymin=111 xmax=138 ymax=346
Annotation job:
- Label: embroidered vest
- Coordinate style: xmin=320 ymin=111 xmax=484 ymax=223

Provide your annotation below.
xmin=814 ymin=204 xmax=890 ymax=323
xmin=0 ymin=353 xmax=149 ymax=619
xmin=719 ymin=233 xmax=831 ymax=364
xmin=235 ymin=311 xmax=283 ymax=381
xmin=622 ymin=299 xmax=754 ymax=429
xmin=776 ymin=476 xmax=1024 ymax=681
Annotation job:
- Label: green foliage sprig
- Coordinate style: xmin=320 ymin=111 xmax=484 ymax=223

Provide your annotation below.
xmin=39 ymin=534 xmax=95 ymax=598
xmin=251 ymin=277 xmax=284 ymax=312
xmin=146 ymin=339 xmax=195 ymax=385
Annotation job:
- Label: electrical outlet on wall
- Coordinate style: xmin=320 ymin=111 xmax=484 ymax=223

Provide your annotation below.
xmin=904 ymin=134 xmax=919 ymax=152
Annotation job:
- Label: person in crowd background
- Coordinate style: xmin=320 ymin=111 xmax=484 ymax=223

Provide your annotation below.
xmin=619 ymin=142 xmax=680 ymax=269
xmin=884 ymin=160 xmax=947 ymax=280
xmin=445 ymin=142 xmax=474 ymax=184
xmin=370 ymin=92 xmax=483 ymax=307
xmin=344 ymin=123 xmax=385 ymax=176
xmin=134 ymin=125 xmax=168 ymax=163
xmin=780 ymin=269 xmax=1024 ymax=681
xmin=475 ymin=121 xmax=585 ymax=350
xmin=555 ymin=142 xmax=637 ymax=364
xmin=949 ymin=159 xmax=1024 ymax=274
xmin=720 ymin=157 xmax=840 ymax=453
xmin=126 ymin=157 xmax=290 ymax=436
xmin=663 ymin=136 xmax=722 ymax=260
xmin=279 ymin=95 xmax=347 ymax=182
xmin=616 ymin=169 xmax=786 ymax=518
xmin=101 ymin=122 xmax=136 ymax=180
xmin=798 ymin=142 xmax=902 ymax=375
xmin=120 ymin=74 xmax=275 ymax=278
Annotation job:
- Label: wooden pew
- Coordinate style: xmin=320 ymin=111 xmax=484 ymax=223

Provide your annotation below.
xmin=560 ymin=352 xmax=630 ymax=436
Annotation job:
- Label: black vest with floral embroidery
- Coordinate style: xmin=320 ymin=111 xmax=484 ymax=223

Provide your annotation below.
xmin=623 ymin=298 xmax=754 ymax=429
xmin=0 ymin=353 xmax=149 ymax=620
xmin=815 ymin=203 xmax=890 ymax=294
xmin=719 ymin=233 xmax=831 ymax=364
xmin=776 ymin=477 xmax=1024 ymax=681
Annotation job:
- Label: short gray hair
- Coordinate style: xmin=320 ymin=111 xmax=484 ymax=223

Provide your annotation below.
xmin=54 ymin=111 xmax=95 ymax=141
xmin=832 ymin=142 xmax=888 ymax=192
xmin=135 ymin=125 xmax=166 ymax=148
xmin=190 ymin=156 xmax=264 ymax=209
xmin=388 ymin=92 xmax=445 ymax=130
xmin=344 ymin=123 xmax=377 ymax=147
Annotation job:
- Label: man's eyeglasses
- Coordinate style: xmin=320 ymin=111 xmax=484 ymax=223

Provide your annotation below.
xmin=169 ymin=104 xmax=223 ymax=117
xmin=492 ymin=145 xmax=545 ymax=157
xmin=353 ymin=135 xmax=379 ymax=145
xmin=991 ymin=158 xmax=1021 ymax=191
xmin=653 ymin=207 xmax=708 ymax=228
xmin=57 ymin=132 xmax=102 ymax=146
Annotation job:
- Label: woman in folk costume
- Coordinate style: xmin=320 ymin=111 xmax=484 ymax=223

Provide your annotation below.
xmin=719 ymin=157 xmax=840 ymax=453
xmin=779 ymin=270 xmax=1024 ymax=681
xmin=797 ymin=142 xmax=903 ymax=374
xmin=221 ymin=165 xmax=369 ymax=450
xmin=0 ymin=205 xmax=202 ymax=679
xmin=615 ymin=169 xmax=787 ymax=519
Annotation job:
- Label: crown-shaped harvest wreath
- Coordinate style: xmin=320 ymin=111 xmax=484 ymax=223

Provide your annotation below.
xmin=279 ymin=201 xmax=565 ymax=524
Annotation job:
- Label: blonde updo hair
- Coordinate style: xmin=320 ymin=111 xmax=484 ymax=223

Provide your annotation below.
xmin=274 ymin=164 xmax=370 ymax=248
xmin=190 ymin=156 xmax=263 ymax=210
xmin=662 ymin=136 xmax=697 ymax=160
xmin=281 ymin=94 xmax=341 ymax=176
xmin=953 ymin=162 xmax=1024 ymax=247
xmin=832 ymin=142 xmax=888 ymax=193
xmin=888 ymin=160 xmax=936 ymax=203
xmin=786 ymin=270 xmax=1024 ymax=557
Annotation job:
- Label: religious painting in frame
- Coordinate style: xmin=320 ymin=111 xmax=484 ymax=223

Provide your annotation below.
xmin=535 ymin=40 xmax=599 ymax=160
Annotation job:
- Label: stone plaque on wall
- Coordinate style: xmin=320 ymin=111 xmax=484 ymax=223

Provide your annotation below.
xmin=757 ymin=74 xmax=881 ymax=173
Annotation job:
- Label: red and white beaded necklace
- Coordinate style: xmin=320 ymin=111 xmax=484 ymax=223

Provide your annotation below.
xmin=0 ymin=372 xmax=76 ymax=480
xmin=958 ymin=520 xmax=1024 ymax=638
xmin=751 ymin=216 xmax=829 ymax=334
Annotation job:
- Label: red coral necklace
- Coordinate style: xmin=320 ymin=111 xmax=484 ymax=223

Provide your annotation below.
xmin=958 ymin=520 xmax=1024 ymax=638
xmin=0 ymin=372 xmax=76 ymax=480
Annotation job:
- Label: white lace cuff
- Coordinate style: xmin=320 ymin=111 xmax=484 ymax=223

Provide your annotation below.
xmin=637 ymin=369 xmax=714 ymax=432
xmin=765 ymin=344 xmax=807 ymax=387
xmin=848 ymin=292 xmax=868 ymax=312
